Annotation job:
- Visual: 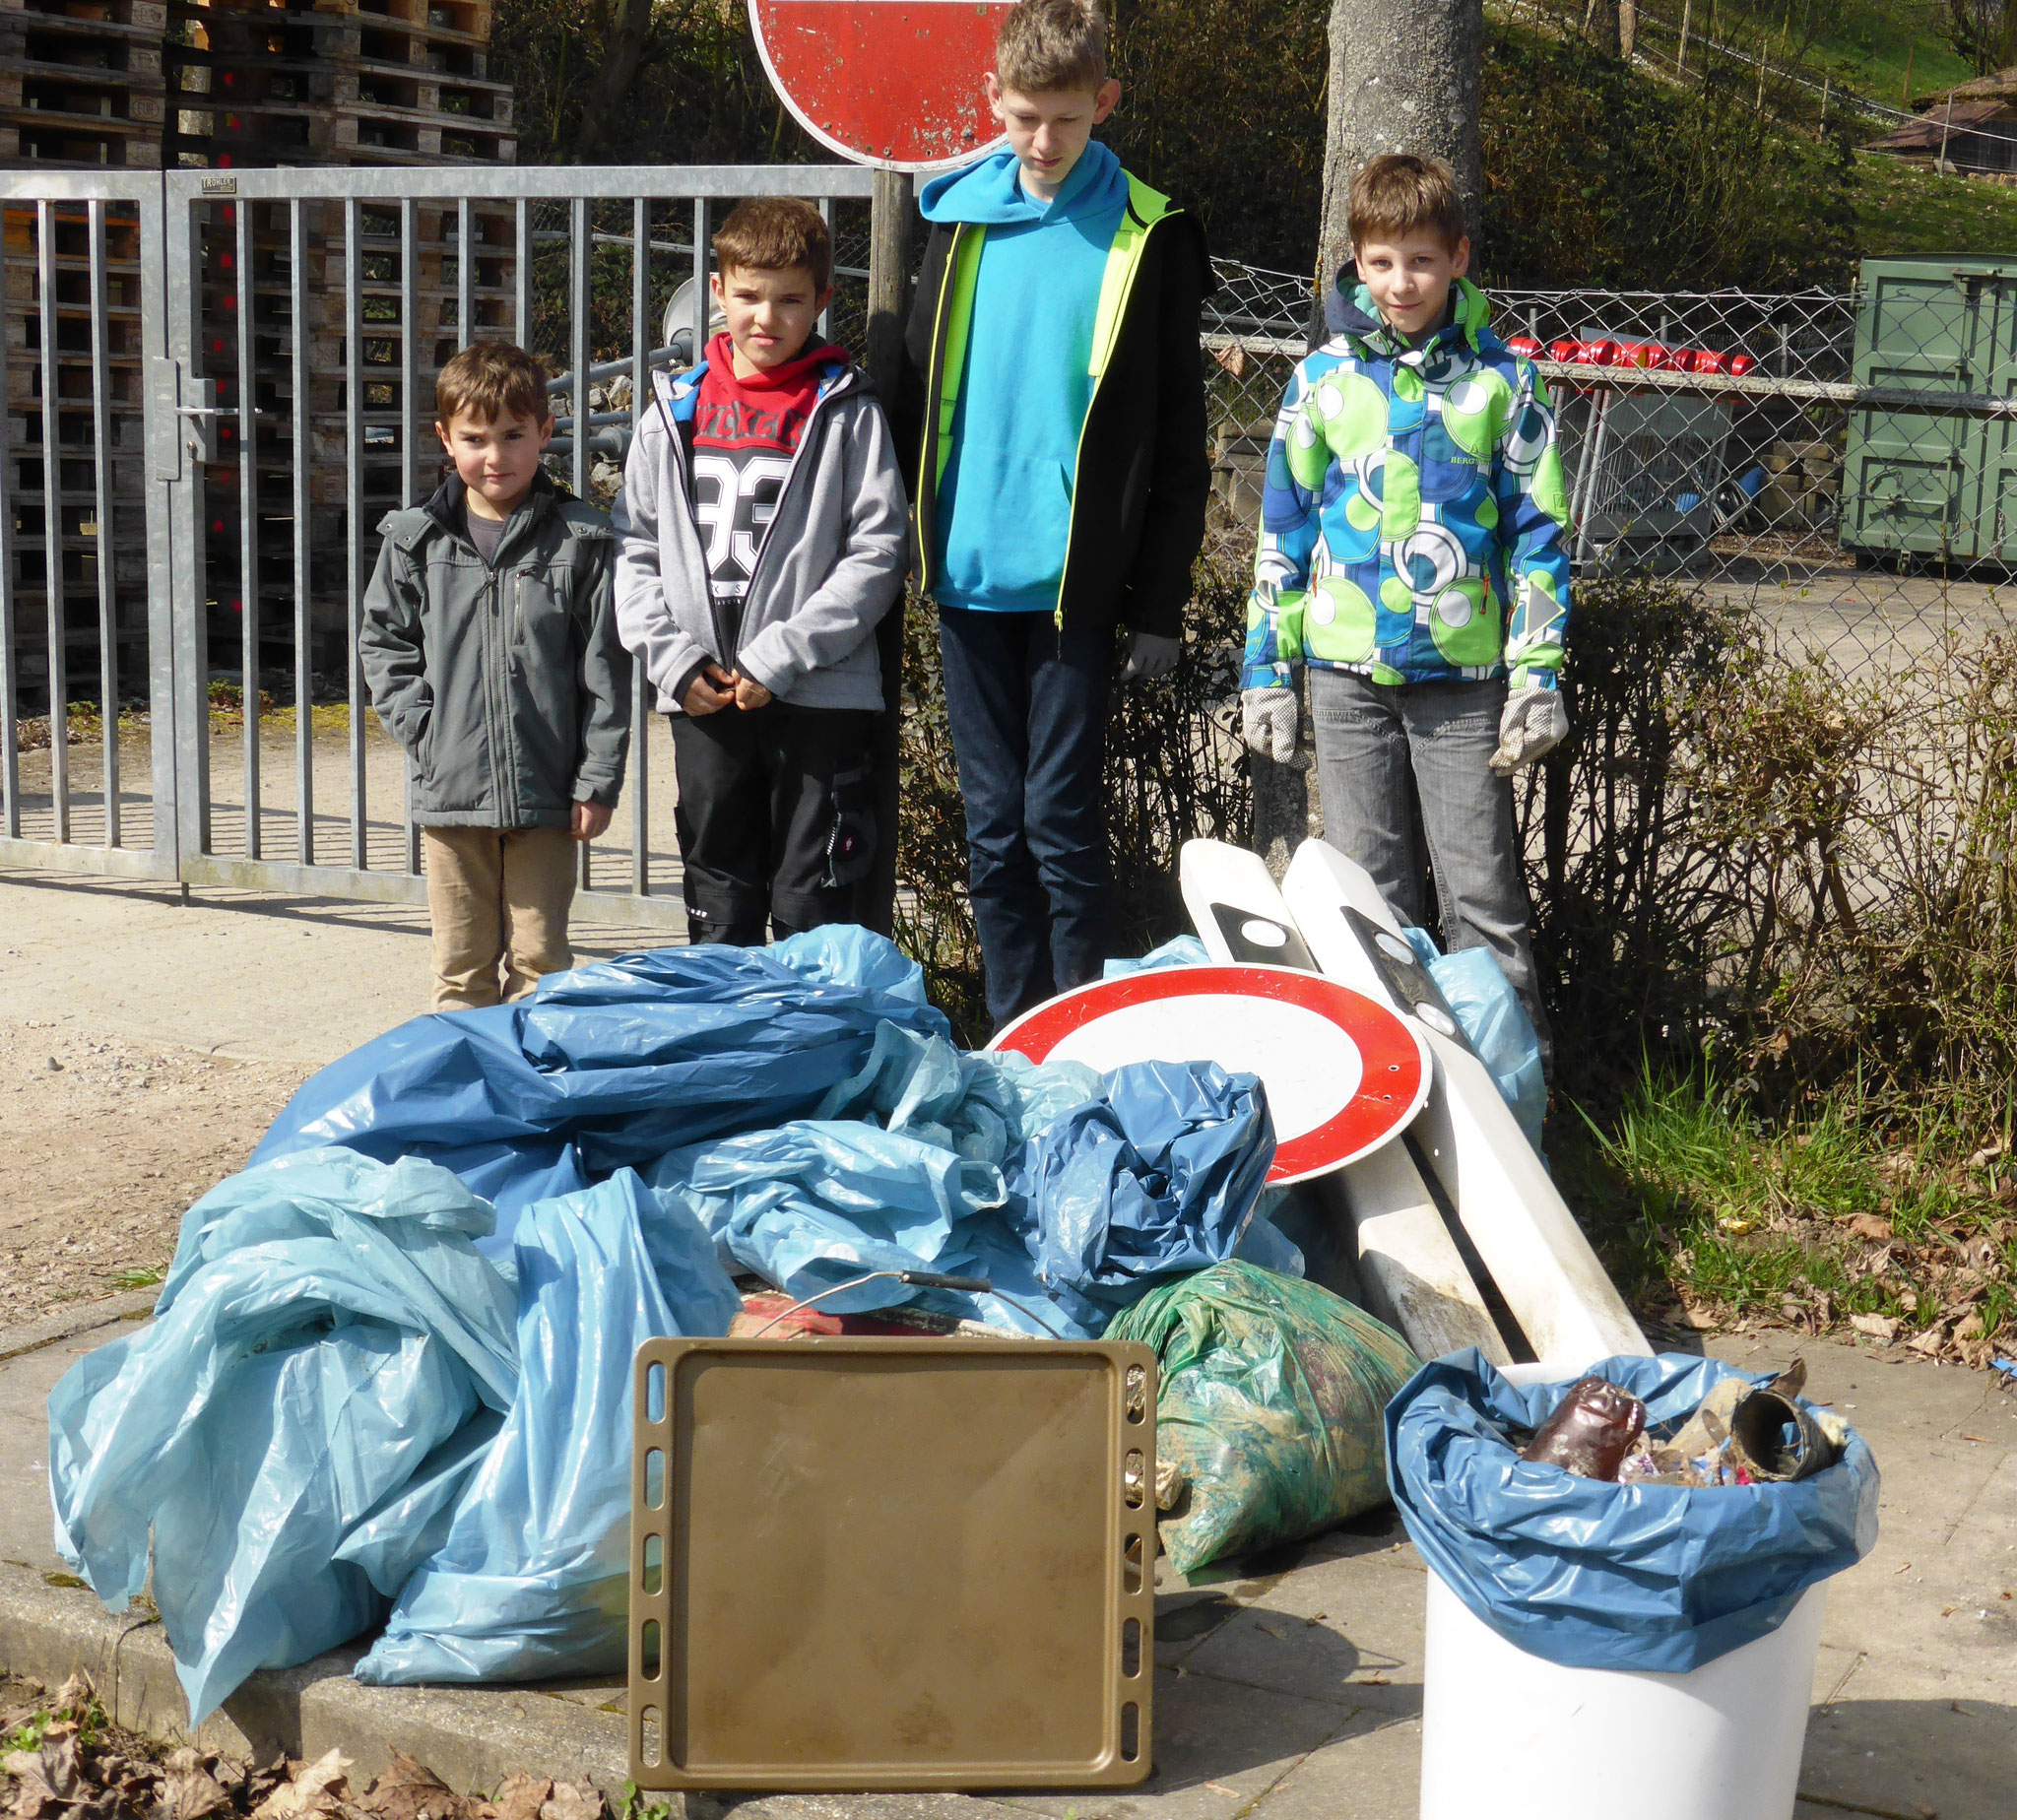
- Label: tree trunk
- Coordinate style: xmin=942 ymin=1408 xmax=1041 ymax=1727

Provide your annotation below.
xmin=573 ymin=0 xmax=654 ymax=160
xmin=1315 ymin=0 xmax=1485 ymax=316
xmin=1619 ymin=0 xmax=1637 ymax=57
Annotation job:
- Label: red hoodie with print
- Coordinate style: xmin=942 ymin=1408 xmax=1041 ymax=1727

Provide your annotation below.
xmin=689 ymin=332 xmax=846 ymax=624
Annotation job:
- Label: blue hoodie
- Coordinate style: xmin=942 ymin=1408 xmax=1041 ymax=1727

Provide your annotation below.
xmin=918 ymin=142 xmax=1130 ymax=613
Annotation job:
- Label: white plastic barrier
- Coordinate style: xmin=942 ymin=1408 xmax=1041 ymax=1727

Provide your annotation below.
xmin=1418 ymin=1359 xmax=1829 ymax=1820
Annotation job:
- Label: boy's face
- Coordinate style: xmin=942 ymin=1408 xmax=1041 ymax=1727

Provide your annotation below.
xmin=983 ymin=76 xmax=1122 ymax=200
xmin=710 ymin=264 xmax=833 ymax=379
xmin=435 ymin=404 xmax=553 ymax=521
xmin=1353 ymin=232 xmax=1471 ymax=340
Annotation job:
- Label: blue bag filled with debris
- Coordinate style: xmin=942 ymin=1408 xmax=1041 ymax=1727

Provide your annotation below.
xmin=1401 ymin=929 xmax=1548 ymax=1153
xmin=249 ymin=930 xmax=948 ymax=1231
xmin=646 ymin=1029 xmax=1291 ymax=1337
xmin=357 ymin=1169 xmax=738 ymax=1684
xmin=46 ymin=1149 xmax=520 ymax=1723
xmin=1386 ymin=1350 xmax=1881 ymax=1673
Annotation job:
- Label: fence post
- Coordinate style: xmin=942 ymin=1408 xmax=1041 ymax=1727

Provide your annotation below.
xmin=862 ymin=166 xmax=915 ymax=939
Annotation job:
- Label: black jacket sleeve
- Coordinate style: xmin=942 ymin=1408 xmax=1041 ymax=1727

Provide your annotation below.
xmin=891 ymin=225 xmax=948 ymax=506
xmin=1117 ymin=219 xmax=1212 ymax=638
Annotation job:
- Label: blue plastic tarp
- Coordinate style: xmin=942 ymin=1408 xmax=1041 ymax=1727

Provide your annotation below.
xmin=1387 ymin=1350 xmax=1881 ymax=1673
xmin=250 ymin=933 xmax=949 ymax=1229
xmin=357 ymin=1169 xmax=737 ymax=1684
xmin=47 ymin=1149 xmax=519 ymax=1722
xmin=1011 ymin=1060 xmax=1277 ymax=1332
xmin=1402 ymin=929 xmax=1548 ymax=1153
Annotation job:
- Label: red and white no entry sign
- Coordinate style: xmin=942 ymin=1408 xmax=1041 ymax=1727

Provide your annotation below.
xmin=748 ymin=0 xmax=1014 ymax=169
xmin=990 ymin=965 xmax=1433 ymax=1185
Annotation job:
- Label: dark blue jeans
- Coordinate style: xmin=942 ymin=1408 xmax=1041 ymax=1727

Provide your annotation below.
xmin=937 ymin=607 xmax=1112 ymax=1028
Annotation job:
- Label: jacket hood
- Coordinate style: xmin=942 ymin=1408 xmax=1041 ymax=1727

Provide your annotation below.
xmin=1324 ymin=273 xmax=1497 ymax=360
xmin=919 ymin=140 xmax=1128 ymax=226
xmin=657 ymin=344 xmax=861 ymax=423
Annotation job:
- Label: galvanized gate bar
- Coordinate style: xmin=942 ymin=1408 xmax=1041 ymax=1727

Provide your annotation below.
xmin=0 ymin=205 xmax=14 ymax=847
xmin=630 ymin=196 xmax=652 ymax=897
xmin=38 ymin=199 xmax=65 ymax=843
xmin=293 ymin=197 xmax=314 ymax=867
xmin=347 ymin=198 xmax=368 ymax=872
xmin=89 ymin=200 xmax=119 ymax=851
xmin=236 ymin=193 xmax=259 ymax=861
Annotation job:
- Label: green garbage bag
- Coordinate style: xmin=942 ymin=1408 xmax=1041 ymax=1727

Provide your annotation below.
xmin=1109 ymin=1260 xmax=1420 ymax=1574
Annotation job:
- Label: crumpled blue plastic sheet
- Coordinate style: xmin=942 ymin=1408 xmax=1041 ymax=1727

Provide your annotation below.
xmin=249 ymin=932 xmax=949 ymax=1231
xmin=649 ymin=1034 xmax=1284 ymax=1337
xmin=356 ymin=1170 xmax=736 ymax=1684
xmin=1387 ymin=1349 xmax=1881 ymax=1673
xmin=46 ymin=1149 xmax=519 ymax=1723
xmin=1103 ymin=934 xmax=1211 ymax=977
xmin=1402 ymin=929 xmax=1548 ymax=1154
xmin=1011 ymin=1061 xmax=1278 ymax=1332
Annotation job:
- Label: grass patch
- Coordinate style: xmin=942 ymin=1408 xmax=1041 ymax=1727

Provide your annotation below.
xmin=109 ymin=1267 xmax=165 ymax=1292
xmin=1854 ymin=152 xmax=2017 ymax=256
xmin=1560 ymin=1070 xmax=2017 ymax=1360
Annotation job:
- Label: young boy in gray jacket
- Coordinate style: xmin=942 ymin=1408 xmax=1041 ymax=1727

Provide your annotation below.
xmin=360 ymin=340 xmax=630 ymax=1011
xmin=614 ymin=197 xmax=908 ymax=946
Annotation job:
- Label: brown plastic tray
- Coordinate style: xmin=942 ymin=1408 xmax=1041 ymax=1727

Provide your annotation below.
xmin=628 ymin=1337 xmax=1157 ymax=1791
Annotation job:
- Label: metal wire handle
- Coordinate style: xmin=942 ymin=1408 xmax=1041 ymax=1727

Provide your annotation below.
xmin=748 ymin=1269 xmax=1071 ymax=1340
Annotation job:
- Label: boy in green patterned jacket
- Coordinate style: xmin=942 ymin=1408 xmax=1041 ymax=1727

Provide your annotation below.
xmin=1238 ymin=154 xmax=1572 ymax=1064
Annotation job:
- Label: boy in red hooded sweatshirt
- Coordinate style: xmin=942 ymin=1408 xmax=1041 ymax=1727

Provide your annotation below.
xmin=615 ymin=197 xmax=910 ymax=945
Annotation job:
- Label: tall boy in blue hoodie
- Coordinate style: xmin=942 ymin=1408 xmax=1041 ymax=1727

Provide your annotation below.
xmin=895 ymin=0 xmax=1209 ymax=1028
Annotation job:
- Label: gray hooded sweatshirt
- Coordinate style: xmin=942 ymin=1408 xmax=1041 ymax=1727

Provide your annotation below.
xmin=358 ymin=473 xmax=630 ymax=827
xmin=612 ymin=352 xmax=907 ymax=715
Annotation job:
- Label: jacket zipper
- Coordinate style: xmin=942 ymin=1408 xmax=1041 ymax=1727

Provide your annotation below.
xmin=1053 ymin=204 xmax=1158 ymax=629
xmin=664 ymin=365 xmax=854 ymax=666
xmin=657 ymin=385 xmax=736 ymax=672
xmin=738 ymin=368 xmax=851 ymax=604
xmin=916 ymin=229 xmax=964 ymax=602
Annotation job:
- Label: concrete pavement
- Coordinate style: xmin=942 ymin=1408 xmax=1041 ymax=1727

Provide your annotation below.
xmin=2 ymin=871 xmax=2015 ymax=1817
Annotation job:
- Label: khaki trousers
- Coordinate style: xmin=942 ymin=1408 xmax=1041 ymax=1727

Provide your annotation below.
xmin=423 ymin=825 xmax=577 ymax=1011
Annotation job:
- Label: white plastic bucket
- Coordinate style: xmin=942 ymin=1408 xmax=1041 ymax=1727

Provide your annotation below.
xmin=1419 ymin=1576 xmax=1826 ymax=1820
xmin=1416 ymin=1361 xmax=1827 ymax=1820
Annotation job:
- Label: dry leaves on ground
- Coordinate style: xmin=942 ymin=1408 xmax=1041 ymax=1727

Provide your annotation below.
xmin=0 ymin=1677 xmax=609 ymax=1820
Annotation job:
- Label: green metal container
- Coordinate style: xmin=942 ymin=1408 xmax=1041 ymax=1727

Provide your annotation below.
xmin=1841 ymin=254 xmax=2017 ymax=563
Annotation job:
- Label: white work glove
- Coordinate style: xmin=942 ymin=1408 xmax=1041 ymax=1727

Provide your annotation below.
xmin=1118 ymin=630 xmax=1181 ymax=683
xmin=1241 ymin=684 xmax=1299 ymax=763
xmin=1488 ymin=685 xmax=1570 ymax=776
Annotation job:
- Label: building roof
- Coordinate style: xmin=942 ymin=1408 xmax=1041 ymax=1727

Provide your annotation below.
xmin=1865 ymin=98 xmax=2013 ymax=153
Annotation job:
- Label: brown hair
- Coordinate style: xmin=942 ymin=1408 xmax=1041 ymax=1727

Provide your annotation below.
xmin=996 ymin=0 xmax=1107 ymax=95
xmin=712 ymin=196 xmax=833 ymax=292
xmin=1346 ymin=153 xmax=1467 ymax=253
xmin=434 ymin=340 xmax=551 ymax=427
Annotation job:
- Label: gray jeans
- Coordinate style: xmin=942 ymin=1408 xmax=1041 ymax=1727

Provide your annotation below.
xmin=1308 ymin=670 xmax=1553 ymax=1070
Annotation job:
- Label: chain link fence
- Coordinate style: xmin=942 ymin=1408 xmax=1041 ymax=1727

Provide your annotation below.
xmin=1198 ymin=265 xmax=2017 ymax=677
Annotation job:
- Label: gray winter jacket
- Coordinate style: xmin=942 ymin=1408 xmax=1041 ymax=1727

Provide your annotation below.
xmin=612 ymin=353 xmax=907 ymax=714
xmin=358 ymin=474 xmax=631 ymax=827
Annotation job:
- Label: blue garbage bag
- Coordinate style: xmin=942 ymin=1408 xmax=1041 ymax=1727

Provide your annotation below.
xmin=1402 ymin=928 xmax=1547 ymax=1153
xmin=646 ymin=1052 xmax=1278 ymax=1339
xmin=1102 ymin=934 xmax=1211 ymax=978
xmin=1009 ymin=1060 xmax=1276 ymax=1333
xmin=250 ymin=931 xmax=948 ymax=1214
xmin=47 ymin=1149 xmax=518 ymax=1723
xmin=356 ymin=1169 xmax=738 ymax=1684
xmin=1387 ymin=1350 xmax=1881 ymax=1673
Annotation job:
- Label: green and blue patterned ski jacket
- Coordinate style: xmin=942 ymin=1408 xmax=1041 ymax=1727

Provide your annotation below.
xmin=1240 ymin=277 xmax=1573 ymax=693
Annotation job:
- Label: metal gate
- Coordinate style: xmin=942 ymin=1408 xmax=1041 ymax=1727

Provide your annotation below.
xmin=0 ymin=164 xmax=877 ymax=924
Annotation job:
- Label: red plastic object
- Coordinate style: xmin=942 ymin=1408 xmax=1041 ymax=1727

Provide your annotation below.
xmin=1694 ymin=350 xmax=1730 ymax=375
xmin=1506 ymin=335 xmax=1541 ymax=358
xmin=1549 ymin=339 xmax=1581 ymax=363
xmin=1728 ymin=353 xmax=1756 ymax=376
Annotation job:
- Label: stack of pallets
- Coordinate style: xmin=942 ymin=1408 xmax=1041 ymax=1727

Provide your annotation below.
xmin=1 ymin=0 xmax=521 ymax=713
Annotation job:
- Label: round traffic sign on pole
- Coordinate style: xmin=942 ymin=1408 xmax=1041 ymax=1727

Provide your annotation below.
xmin=748 ymin=0 xmax=1015 ymax=170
